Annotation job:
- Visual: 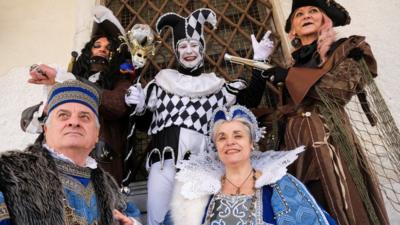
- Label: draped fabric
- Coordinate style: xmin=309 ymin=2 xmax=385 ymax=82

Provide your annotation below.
xmin=282 ymin=36 xmax=393 ymax=225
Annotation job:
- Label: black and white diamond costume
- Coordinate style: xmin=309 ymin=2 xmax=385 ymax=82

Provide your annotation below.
xmin=125 ymin=8 xmax=269 ymax=225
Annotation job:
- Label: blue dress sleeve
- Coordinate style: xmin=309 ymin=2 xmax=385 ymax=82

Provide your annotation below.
xmin=323 ymin=210 xmax=338 ymax=225
xmin=262 ymin=186 xmax=277 ymax=224
xmin=124 ymin=201 xmax=142 ymax=221
xmin=272 ymin=175 xmax=338 ymax=225
xmin=0 ymin=192 xmax=11 ymax=225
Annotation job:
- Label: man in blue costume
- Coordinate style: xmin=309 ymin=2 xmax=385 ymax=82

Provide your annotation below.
xmin=0 ymin=80 xmax=141 ymax=225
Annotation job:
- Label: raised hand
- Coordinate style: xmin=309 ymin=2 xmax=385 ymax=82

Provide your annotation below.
xmin=251 ymin=31 xmax=274 ymax=61
xmin=28 ymin=64 xmax=56 ymax=85
xmin=125 ymin=83 xmax=145 ymax=112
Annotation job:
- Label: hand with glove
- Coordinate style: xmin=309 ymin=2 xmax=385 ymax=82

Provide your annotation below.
xmin=262 ymin=66 xmax=288 ymax=85
xmin=251 ymin=31 xmax=274 ymax=61
xmin=125 ymin=83 xmax=145 ymax=113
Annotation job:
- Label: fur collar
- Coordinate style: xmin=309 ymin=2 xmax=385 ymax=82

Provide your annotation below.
xmin=0 ymin=145 xmax=123 ymax=225
xmin=154 ymin=69 xmax=226 ymax=97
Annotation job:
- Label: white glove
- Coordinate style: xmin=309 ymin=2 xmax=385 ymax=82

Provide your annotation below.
xmin=125 ymin=84 xmax=145 ymax=113
xmin=251 ymin=31 xmax=274 ymax=61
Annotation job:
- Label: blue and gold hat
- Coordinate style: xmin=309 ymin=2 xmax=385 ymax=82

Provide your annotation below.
xmin=209 ymin=105 xmax=265 ymax=143
xmin=47 ymin=80 xmax=100 ymax=117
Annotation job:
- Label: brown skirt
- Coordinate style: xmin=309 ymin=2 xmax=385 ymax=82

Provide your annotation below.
xmin=284 ymin=110 xmax=389 ymax=225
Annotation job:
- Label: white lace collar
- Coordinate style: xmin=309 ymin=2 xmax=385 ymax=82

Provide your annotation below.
xmin=154 ymin=69 xmax=226 ymax=97
xmin=175 ymin=146 xmax=305 ymax=199
xmin=44 ymin=144 xmax=98 ymax=169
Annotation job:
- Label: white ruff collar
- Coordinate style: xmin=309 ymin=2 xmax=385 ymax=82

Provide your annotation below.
xmin=44 ymin=144 xmax=98 ymax=169
xmin=154 ymin=69 xmax=226 ymax=97
xmin=175 ymin=146 xmax=305 ymax=199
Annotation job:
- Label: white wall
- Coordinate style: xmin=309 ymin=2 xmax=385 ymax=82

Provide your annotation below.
xmin=0 ymin=0 xmax=96 ymax=150
xmin=0 ymin=0 xmax=76 ymax=77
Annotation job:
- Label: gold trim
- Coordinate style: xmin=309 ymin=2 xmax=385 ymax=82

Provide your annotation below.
xmin=56 ymin=159 xmax=91 ymax=178
xmin=60 ymin=174 xmax=95 ymax=206
xmin=0 ymin=203 xmax=10 ymax=221
xmin=63 ymin=198 xmax=89 ymax=225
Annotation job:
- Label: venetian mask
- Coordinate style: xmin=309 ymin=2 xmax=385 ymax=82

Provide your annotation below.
xmin=118 ymin=24 xmax=157 ymax=68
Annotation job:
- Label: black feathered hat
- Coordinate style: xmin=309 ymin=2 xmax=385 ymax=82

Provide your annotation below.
xmin=92 ymin=6 xmax=125 ymax=42
xmin=285 ymin=0 xmax=351 ymax=33
xmin=156 ymin=8 xmax=217 ymax=53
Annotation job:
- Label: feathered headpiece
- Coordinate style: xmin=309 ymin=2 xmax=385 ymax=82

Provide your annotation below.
xmin=92 ymin=5 xmax=125 ymax=41
xmin=156 ymin=8 xmax=217 ymax=53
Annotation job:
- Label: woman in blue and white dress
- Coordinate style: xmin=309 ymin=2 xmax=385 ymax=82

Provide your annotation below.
xmin=170 ymin=105 xmax=337 ymax=225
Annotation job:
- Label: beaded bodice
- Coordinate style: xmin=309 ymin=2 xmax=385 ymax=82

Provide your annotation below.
xmin=204 ymin=189 xmax=273 ymax=225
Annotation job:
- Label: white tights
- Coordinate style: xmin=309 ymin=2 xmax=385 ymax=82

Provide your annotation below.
xmin=147 ymin=159 xmax=176 ymax=225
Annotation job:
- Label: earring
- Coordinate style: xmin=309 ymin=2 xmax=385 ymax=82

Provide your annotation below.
xmin=291 ymin=37 xmax=302 ymax=48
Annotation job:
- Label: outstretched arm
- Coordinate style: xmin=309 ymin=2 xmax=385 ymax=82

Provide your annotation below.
xmin=235 ymin=71 xmax=267 ymax=108
xmin=236 ymin=31 xmax=275 ymax=107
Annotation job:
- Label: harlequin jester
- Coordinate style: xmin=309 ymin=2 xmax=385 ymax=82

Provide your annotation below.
xmin=124 ymin=8 xmax=273 ymax=225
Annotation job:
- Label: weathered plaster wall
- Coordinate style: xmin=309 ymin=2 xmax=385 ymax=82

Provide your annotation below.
xmin=0 ymin=0 xmax=96 ymax=150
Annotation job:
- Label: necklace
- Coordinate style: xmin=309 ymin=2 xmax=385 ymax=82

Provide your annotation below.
xmin=205 ymin=169 xmax=258 ymax=225
xmin=223 ymin=168 xmax=255 ymax=195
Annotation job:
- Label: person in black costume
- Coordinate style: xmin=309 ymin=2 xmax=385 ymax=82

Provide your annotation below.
xmin=26 ymin=6 xmax=135 ymax=184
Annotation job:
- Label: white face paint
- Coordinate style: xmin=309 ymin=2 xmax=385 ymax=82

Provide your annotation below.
xmin=177 ymin=39 xmax=203 ymax=69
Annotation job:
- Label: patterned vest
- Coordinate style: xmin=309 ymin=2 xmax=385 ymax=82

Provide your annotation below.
xmin=148 ymin=84 xmax=230 ymax=135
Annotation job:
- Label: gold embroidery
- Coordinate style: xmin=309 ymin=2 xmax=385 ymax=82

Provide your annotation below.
xmin=60 ymin=174 xmax=95 ymax=206
xmin=56 ymin=160 xmax=98 ymax=225
xmin=56 ymin=159 xmax=91 ymax=178
xmin=0 ymin=203 xmax=10 ymax=221
xmin=63 ymin=198 xmax=89 ymax=225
